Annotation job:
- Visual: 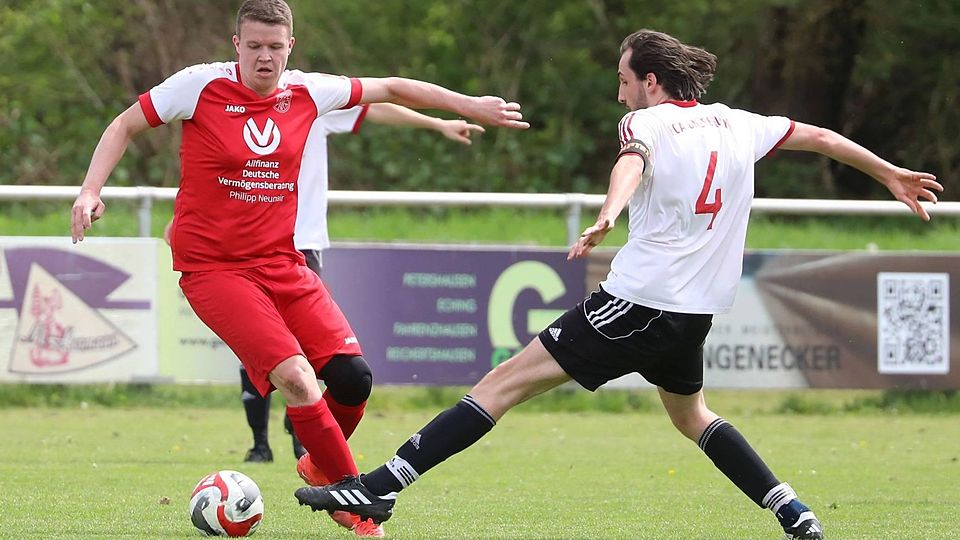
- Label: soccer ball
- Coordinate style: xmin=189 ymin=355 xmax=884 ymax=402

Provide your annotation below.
xmin=188 ymin=470 xmax=264 ymax=537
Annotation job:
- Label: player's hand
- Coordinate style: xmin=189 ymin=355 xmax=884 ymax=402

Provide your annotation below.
xmin=883 ymin=167 xmax=942 ymax=221
xmin=567 ymin=218 xmax=614 ymax=260
xmin=162 ymin=219 xmax=173 ymax=246
xmin=438 ymin=119 xmax=485 ymax=145
xmin=70 ymin=190 xmax=106 ymax=243
xmin=465 ymin=96 xmax=530 ymax=129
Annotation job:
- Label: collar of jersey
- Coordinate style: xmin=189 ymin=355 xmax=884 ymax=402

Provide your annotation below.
xmin=234 ymin=62 xmax=287 ymax=100
xmin=663 ymin=99 xmax=698 ymax=108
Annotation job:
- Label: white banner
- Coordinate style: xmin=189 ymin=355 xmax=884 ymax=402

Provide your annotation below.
xmin=0 ymin=237 xmax=157 ymax=383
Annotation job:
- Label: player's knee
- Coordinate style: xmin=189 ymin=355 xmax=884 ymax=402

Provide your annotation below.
xmin=270 ymin=356 xmax=322 ymax=405
xmin=321 ymin=355 xmax=372 ymax=406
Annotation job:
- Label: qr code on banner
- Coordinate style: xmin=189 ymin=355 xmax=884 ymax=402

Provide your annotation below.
xmin=877 ymin=272 xmax=949 ymax=374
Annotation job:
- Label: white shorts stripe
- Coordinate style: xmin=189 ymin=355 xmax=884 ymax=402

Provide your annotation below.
xmin=585 ymin=296 xmax=647 ymax=338
xmin=591 ymin=301 xmax=633 ymax=329
xmin=586 ymin=298 xmax=621 ymax=323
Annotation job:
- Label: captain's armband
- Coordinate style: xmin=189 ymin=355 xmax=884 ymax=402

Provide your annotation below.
xmin=617 ymin=138 xmax=653 ymax=180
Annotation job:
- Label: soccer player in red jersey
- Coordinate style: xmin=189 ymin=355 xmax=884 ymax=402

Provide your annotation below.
xmin=245 ymin=104 xmax=484 ymax=465
xmin=294 ymin=30 xmax=942 ymax=540
xmin=164 ymin=103 xmax=483 ymax=468
xmin=69 ymin=0 xmax=525 ymax=536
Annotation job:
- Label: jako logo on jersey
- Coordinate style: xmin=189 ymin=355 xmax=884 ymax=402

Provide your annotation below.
xmin=242 ymin=117 xmax=281 ymax=156
xmin=274 ymin=91 xmax=292 ymax=113
xmin=225 ymin=104 xmax=246 ymax=113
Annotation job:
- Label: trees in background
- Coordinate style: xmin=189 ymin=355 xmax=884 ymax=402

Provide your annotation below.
xmin=1 ymin=0 xmax=955 ymax=200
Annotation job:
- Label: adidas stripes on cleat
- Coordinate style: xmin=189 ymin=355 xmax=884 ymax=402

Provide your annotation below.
xmin=782 ymin=512 xmax=823 ymax=540
xmin=777 ymin=498 xmax=823 ymax=540
xmin=295 ymin=476 xmax=396 ymax=524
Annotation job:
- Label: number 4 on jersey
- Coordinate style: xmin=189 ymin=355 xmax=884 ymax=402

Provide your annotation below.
xmin=695 ymin=150 xmax=722 ymax=230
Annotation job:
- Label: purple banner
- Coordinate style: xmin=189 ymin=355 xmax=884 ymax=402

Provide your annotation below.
xmin=323 ymin=245 xmax=586 ymax=385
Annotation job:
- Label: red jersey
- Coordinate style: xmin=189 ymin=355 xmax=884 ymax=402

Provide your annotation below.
xmin=138 ymin=62 xmax=362 ymax=271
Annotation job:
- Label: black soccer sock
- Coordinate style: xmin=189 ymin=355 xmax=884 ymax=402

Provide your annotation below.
xmin=698 ymin=418 xmax=780 ymax=507
xmin=363 ymin=395 xmax=496 ymax=495
xmin=240 ymin=367 xmax=271 ymax=448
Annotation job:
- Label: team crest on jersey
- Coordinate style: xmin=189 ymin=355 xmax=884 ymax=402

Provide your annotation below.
xmin=274 ymin=91 xmax=292 ymax=113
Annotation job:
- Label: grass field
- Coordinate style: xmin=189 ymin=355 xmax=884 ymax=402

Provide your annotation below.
xmin=1 ymin=388 xmax=958 ymax=539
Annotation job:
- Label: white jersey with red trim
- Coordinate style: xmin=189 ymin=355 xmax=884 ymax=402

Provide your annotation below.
xmin=138 ymin=62 xmax=362 ymax=271
xmin=601 ymin=100 xmax=793 ymax=314
xmin=293 ymin=105 xmax=369 ymax=251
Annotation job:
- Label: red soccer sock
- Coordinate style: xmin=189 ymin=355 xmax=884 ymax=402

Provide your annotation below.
xmin=323 ymin=389 xmax=366 ymax=440
xmin=286 ymin=400 xmax=358 ymax=479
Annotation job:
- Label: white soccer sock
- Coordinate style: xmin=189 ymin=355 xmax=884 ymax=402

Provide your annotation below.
xmin=384 ymin=455 xmax=420 ymax=489
xmin=762 ymin=482 xmax=797 ymax=515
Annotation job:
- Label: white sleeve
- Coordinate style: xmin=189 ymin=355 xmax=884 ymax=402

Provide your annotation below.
xmin=291 ymin=71 xmax=361 ymax=117
xmin=730 ymin=109 xmax=794 ymax=161
xmin=618 ymin=111 xmax=657 ymax=148
xmin=138 ymin=62 xmax=235 ymax=126
xmin=617 ymin=111 xmax=657 ymax=176
xmin=319 ymin=105 xmax=368 ymax=135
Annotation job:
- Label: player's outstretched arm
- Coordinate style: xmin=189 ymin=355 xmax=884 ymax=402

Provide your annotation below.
xmin=779 ymin=122 xmax=943 ymax=221
xmin=366 ymin=103 xmax=486 ymax=145
xmin=568 ymin=154 xmax=646 ymax=260
xmin=71 ymin=102 xmax=152 ymax=243
xmin=358 ymin=77 xmax=529 ymax=130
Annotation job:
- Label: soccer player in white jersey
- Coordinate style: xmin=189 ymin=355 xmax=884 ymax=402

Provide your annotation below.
xmin=69 ymin=0 xmax=525 ymax=537
xmin=295 ymin=29 xmax=942 ymax=539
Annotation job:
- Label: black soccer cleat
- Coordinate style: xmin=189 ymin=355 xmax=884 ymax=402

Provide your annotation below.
xmin=295 ymin=476 xmax=396 ymax=524
xmin=777 ymin=498 xmax=823 ymax=539
xmin=244 ymin=444 xmax=274 ymax=463
xmin=782 ymin=512 xmax=824 ymax=539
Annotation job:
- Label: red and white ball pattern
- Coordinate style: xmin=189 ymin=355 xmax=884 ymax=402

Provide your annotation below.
xmin=189 ymin=470 xmax=264 ymax=537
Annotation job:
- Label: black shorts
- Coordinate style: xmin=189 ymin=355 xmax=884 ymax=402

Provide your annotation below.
xmin=538 ymin=286 xmax=713 ymax=395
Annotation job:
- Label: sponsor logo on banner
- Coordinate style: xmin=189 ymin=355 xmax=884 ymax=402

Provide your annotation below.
xmin=1 ymin=247 xmax=150 ymax=375
xmin=488 ymin=260 xmax=568 ymax=367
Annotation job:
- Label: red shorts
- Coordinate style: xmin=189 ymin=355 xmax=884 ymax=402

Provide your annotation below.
xmin=179 ymin=258 xmax=362 ymax=397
